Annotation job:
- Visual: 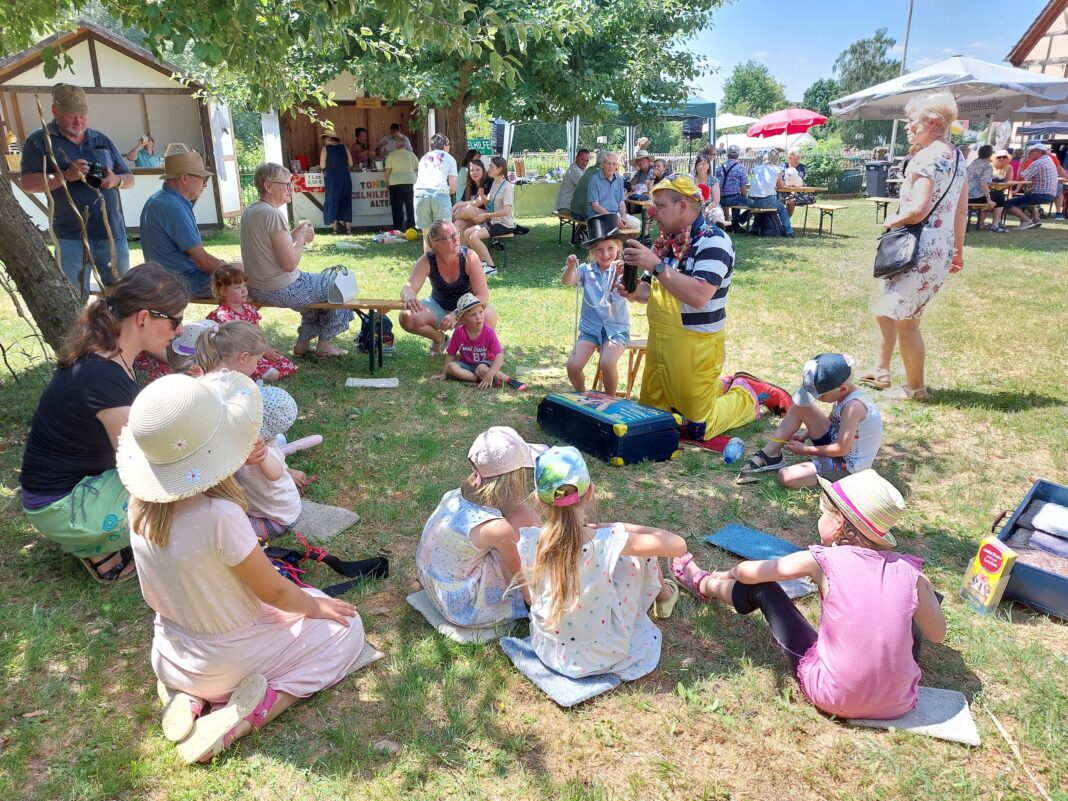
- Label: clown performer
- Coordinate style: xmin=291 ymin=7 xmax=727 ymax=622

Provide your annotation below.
xmin=619 ymin=175 xmax=790 ymax=442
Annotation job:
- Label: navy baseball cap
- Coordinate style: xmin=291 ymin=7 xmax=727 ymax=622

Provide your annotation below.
xmin=793 ymin=353 xmax=854 ymax=407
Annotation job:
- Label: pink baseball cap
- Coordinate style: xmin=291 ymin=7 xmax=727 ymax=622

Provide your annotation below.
xmin=468 ymin=426 xmax=547 ymax=485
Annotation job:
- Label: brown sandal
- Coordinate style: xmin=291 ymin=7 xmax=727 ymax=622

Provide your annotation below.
xmin=858 ymin=367 xmax=892 ymax=390
xmin=79 ymin=548 xmax=137 ymax=583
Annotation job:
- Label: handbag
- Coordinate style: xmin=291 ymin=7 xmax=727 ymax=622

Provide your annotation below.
xmin=873 ymin=151 xmax=960 ymax=279
xmin=324 ymin=264 xmax=359 ymax=304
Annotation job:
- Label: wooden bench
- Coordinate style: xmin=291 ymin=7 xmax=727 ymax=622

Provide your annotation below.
xmin=186 ymin=296 xmax=405 ymax=373
xmin=868 ymin=196 xmax=897 ymax=224
xmin=966 ymin=202 xmax=993 ymax=232
xmin=592 ymin=339 xmax=647 ymax=400
xmin=488 ymin=232 xmax=514 ymax=269
xmin=553 ymin=209 xmax=580 ymax=244
xmin=747 ymin=207 xmax=781 ymax=236
xmin=810 ymin=203 xmax=848 ymax=237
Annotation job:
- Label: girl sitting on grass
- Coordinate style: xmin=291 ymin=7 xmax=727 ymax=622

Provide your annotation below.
xmin=672 ymin=469 xmax=946 ymax=720
xmin=517 ymin=446 xmax=685 ymax=679
xmin=207 ymin=265 xmax=296 ymax=383
xmin=120 ymin=372 xmax=364 ymax=763
xmin=433 ymin=292 xmax=526 ymax=391
xmin=562 ymin=215 xmax=631 ymax=397
xmin=415 ymin=426 xmax=544 ymax=627
xmin=195 ymin=321 xmax=311 ymax=494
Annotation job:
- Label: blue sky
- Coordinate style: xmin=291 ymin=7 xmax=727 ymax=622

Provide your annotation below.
xmin=688 ymin=0 xmax=1049 ymax=105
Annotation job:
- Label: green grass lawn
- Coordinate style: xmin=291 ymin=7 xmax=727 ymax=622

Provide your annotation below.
xmin=1 ymin=202 xmax=1066 ymax=800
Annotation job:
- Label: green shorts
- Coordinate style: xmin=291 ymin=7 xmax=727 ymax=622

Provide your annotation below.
xmin=23 ymin=470 xmax=131 ymax=557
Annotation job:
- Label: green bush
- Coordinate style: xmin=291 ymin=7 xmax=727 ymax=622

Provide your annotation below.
xmin=800 ymin=133 xmax=848 ymax=190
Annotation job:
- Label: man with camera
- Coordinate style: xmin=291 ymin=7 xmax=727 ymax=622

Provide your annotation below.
xmin=140 ymin=149 xmax=228 ymax=297
xmin=20 ymin=83 xmax=133 ymax=291
xmin=619 ymin=175 xmax=788 ymax=442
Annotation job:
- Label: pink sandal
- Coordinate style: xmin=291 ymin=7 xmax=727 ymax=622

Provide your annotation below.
xmin=177 ymin=674 xmax=275 ymax=764
xmin=670 ymin=553 xmax=713 ymax=603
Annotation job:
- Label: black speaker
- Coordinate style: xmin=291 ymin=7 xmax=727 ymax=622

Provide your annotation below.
xmin=491 ymin=119 xmax=506 ymax=152
xmin=682 ymin=117 xmax=704 ymax=140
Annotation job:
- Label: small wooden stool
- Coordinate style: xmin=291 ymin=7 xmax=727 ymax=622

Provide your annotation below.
xmin=592 ymin=338 xmax=647 ymax=399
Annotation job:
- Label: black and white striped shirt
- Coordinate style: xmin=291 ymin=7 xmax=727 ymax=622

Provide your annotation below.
xmin=650 ymin=218 xmax=734 ymax=333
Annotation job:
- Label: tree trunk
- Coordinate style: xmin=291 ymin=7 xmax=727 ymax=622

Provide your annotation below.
xmin=0 ymin=177 xmax=81 ymax=352
xmin=439 ymin=97 xmax=469 ymax=155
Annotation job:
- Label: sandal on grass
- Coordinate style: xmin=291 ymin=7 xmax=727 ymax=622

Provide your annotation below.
xmin=78 ymin=548 xmax=136 ymax=583
xmin=858 ymin=367 xmax=891 ymax=390
xmin=157 ymin=680 xmax=205 ymax=743
xmin=670 ymin=554 xmax=713 ymax=603
xmin=293 ymin=341 xmax=313 ymax=357
xmin=652 ymin=579 xmax=680 ymax=619
xmin=177 ymin=674 xmax=271 ymax=764
xmin=739 ymin=448 xmax=784 ymax=479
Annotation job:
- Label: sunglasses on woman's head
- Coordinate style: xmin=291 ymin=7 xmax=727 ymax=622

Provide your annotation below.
xmin=148 ymin=309 xmax=183 ymax=330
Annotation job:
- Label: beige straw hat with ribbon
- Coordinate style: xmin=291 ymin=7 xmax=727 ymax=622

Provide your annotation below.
xmin=817 ymin=469 xmax=905 ymax=548
xmin=117 ymin=371 xmax=262 ymax=503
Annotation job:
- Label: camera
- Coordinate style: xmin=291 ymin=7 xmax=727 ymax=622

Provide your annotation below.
xmin=85 ymin=161 xmax=107 ymax=188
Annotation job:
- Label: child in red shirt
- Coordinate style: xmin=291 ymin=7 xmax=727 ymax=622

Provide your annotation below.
xmin=434 ymin=293 xmax=526 ymax=390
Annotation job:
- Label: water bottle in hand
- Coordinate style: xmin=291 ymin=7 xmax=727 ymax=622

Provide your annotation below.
xmin=723 ymin=437 xmax=745 ymax=465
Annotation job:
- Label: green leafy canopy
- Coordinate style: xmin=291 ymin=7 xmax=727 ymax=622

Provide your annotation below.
xmin=5 ymin=0 xmax=722 ymax=121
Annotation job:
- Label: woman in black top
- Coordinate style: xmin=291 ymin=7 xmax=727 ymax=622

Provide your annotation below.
xmin=20 ymin=263 xmax=188 ymax=581
xmin=399 ymin=219 xmax=497 ymax=355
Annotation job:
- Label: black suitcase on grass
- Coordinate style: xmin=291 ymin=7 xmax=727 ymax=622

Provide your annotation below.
xmin=536 ymin=391 xmax=682 ymax=466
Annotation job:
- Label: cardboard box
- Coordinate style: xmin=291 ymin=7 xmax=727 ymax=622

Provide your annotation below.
xmin=960 ymin=537 xmax=1017 ymax=615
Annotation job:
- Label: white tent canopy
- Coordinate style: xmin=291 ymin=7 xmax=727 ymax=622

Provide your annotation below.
xmin=716 ymin=112 xmax=757 ymax=130
xmin=715 ymin=132 xmax=815 ymax=153
xmin=830 ymin=55 xmax=1068 ymax=121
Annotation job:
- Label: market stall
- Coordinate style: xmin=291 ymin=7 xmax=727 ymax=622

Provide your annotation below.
xmin=261 ymin=71 xmax=426 ymax=229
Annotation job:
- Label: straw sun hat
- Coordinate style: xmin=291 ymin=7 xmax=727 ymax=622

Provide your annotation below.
xmin=117 ymin=371 xmax=263 ymax=503
xmin=816 ymin=469 xmax=905 ymax=548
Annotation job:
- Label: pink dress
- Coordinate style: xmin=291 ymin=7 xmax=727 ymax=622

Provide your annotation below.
xmin=131 ymin=495 xmax=365 ymax=703
xmin=797 ymin=545 xmax=923 ymax=719
xmin=207 ymin=303 xmax=298 ymax=380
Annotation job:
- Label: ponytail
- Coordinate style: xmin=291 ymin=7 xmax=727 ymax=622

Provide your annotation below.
xmin=193 ymin=320 xmax=268 ymax=373
xmin=531 ymin=495 xmax=587 ymax=628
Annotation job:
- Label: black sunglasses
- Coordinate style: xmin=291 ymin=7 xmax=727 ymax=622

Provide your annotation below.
xmin=147 ymin=309 xmax=183 ymax=330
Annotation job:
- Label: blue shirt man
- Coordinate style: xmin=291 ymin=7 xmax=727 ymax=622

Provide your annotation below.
xmin=20 ymin=83 xmax=133 ymax=290
xmin=140 ymin=149 xmax=226 ymax=297
xmin=715 ymin=145 xmax=751 ymax=230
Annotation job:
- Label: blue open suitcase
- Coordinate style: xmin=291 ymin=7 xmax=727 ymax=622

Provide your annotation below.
xmin=537 ymin=392 xmax=682 ymax=466
xmin=992 ymin=479 xmax=1068 ymax=620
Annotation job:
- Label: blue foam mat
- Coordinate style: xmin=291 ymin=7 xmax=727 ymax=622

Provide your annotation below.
xmin=705 ymin=524 xmax=817 ymax=600
xmin=500 ymin=637 xmax=620 ymax=707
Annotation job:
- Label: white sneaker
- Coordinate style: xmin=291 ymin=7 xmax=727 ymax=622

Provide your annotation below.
xmin=1018 ymin=221 xmax=1040 ymax=231
xmin=482 ymin=262 xmax=498 ymax=277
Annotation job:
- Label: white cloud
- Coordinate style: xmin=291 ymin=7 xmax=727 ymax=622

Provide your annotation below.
xmin=968 ymin=40 xmax=993 ymax=50
xmin=914 ymin=57 xmax=938 ymax=68
xmin=751 ymin=50 xmax=769 ymax=62
xmin=888 ymin=44 xmax=905 ymax=57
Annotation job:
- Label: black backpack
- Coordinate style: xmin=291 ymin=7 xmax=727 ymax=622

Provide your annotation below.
xmin=356 ymin=312 xmax=395 ymax=354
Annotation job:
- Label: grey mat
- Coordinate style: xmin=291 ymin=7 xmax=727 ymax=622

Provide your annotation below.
xmin=353 ymin=641 xmax=386 ymax=672
xmin=293 ymin=501 xmax=360 ymax=543
xmin=500 ymin=636 xmax=620 ymax=708
xmin=705 ymin=524 xmax=818 ymax=599
xmin=406 ymin=590 xmax=517 ymax=645
xmin=848 ymin=687 xmax=980 ymax=746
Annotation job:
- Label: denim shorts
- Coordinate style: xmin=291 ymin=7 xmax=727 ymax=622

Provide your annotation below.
xmin=454 ymin=360 xmax=491 ymax=376
xmin=578 ymin=328 xmax=629 ymax=348
xmin=808 ymin=423 xmax=848 ymax=479
xmin=421 ymin=296 xmax=450 ymax=324
xmin=415 ymin=190 xmax=452 ymax=230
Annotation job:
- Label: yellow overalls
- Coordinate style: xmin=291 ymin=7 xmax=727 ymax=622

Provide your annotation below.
xmin=639 ymin=281 xmax=756 ymax=439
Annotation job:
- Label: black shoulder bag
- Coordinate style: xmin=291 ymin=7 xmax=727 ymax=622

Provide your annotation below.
xmin=873 ymin=152 xmax=960 ymax=279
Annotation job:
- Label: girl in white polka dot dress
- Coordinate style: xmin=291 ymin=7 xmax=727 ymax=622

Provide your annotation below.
xmin=517 ymin=447 xmax=686 ymax=680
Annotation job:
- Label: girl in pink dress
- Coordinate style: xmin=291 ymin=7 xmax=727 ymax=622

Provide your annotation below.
xmin=207 ymin=265 xmax=297 ymax=382
xmin=672 ymin=469 xmax=946 ymax=720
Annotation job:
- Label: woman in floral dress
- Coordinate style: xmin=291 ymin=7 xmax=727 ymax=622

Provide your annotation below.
xmin=861 ymin=92 xmax=967 ymax=401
